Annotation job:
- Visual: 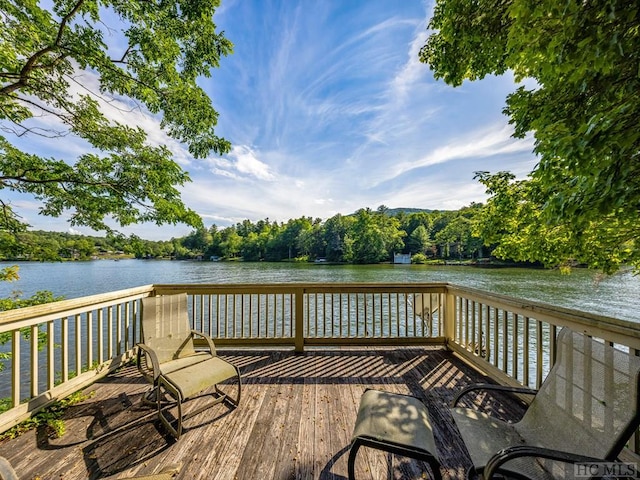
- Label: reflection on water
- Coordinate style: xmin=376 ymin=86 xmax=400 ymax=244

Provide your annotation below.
xmin=0 ymin=260 xmax=638 ymax=321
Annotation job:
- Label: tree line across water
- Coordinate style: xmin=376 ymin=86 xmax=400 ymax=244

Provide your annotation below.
xmin=0 ymin=204 xmax=510 ymax=265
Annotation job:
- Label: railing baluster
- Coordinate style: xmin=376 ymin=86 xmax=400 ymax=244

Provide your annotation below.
xmin=492 ymin=306 xmax=498 ymax=367
xmin=501 ymin=310 xmax=508 ymax=373
xmin=241 ymin=294 xmax=246 ymax=338
xmin=471 ymin=300 xmax=476 ymax=354
xmin=116 ymin=304 xmax=122 ymax=356
xmin=473 ymin=302 xmax=484 ymax=357
xmin=86 ymin=311 xmax=93 ymax=371
xmin=512 ymin=313 xmax=518 ymax=381
xmin=386 ymin=293 xmax=390 ymax=337
xmin=536 ymin=320 xmax=543 ymax=388
xmin=97 ymin=309 xmax=104 ymax=365
xmin=11 ymin=330 xmax=20 ymax=407
xmin=199 ymin=294 xmax=205 ymax=333
xmin=47 ymin=321 xmax=55 ymax=390
xmin=404 ymin=293 xmax=409 ymax=337
xmin=484 ymin=304 xmax=490 ymax=361
xmin=62 ymin=316 xmax=69 ymax=384
xmin=364 ymin=294 xmax=369 ymax=337
xmin=232 ymin=294 xmax=237 ymax=338
xmin=30 ymin=325 xmax=38 ymax=398
xmin=523 ymin=316 xmax=530 ymax=387
xmin=550 ymin=324 xmax=558 ymax=366
xmin=337 ymin=293 xmax=342 ymax=337
xmin=355 ymin=293 xmax=360 ymax=337
xmin=124 ymin=302 xmax=130 ymax=353
xmin=75 ymin=314 xmax=82 ymax=375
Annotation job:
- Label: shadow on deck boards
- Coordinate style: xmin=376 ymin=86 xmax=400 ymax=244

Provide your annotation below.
xmin=0 ymin=348 xmax=527 ymax=480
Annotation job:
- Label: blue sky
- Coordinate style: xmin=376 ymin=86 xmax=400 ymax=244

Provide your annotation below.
xmin=9 ymin=0 xmax=537 ymax=240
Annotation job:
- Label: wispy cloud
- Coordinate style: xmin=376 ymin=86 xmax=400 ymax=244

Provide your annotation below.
xmin=385 ymin=124 xmax=535 ymax=183
xmin=3 ymin=0 xmax=539 ymax=240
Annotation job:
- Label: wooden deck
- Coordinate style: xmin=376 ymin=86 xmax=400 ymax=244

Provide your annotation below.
xmin=0 ymin=347 xmax=527 ymax=480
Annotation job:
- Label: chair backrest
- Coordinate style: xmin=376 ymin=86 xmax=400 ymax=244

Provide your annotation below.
xmin=141 ymin=294 xmax=196 ymax=364
xmin=516 ymin=328 xmax=640 ymax=459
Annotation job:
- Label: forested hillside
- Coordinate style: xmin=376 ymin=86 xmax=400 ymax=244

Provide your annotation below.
xmin=0 ymin=204 xmax=497 ymax=264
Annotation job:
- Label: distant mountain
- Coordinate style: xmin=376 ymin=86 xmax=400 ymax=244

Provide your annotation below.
xmin=346 ymin=207 xmax=448 ymax=217
xmin=385 ymin=207 xmax=435 ymax=216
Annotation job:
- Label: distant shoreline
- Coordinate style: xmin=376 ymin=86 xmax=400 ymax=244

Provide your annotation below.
xmin=1 ymin=256 xmax=549 ymax=269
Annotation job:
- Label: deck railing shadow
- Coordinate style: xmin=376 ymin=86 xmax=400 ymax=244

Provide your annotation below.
xmin=235 ymin=348 xmax=438 ymax=386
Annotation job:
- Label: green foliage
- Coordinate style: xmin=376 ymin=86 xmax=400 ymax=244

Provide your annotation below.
xmin=1 ymin=0 xmax=232 ymax=234
xmin=421 ymin=0 xmax=640 ymax=272
xmin=407 ymin=225 xmax=431 ymax=255
xmin=475 ymin=171 xmax=637 ymax=273
xmin=411 ymin=252 xmax=428 ymax=264
xmin=0 ymin=265 xmax=18 ymax=281
xmin=0 ymin=289 xmax=64 ymax=312
xmin=0 ymin=390 xmax=94 ymax=439
xmin=0 ymin=267 xmax=64 ymax=372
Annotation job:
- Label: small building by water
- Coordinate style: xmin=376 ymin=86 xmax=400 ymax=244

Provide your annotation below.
xmin=393 ymin=252 xmax=411 ymax=264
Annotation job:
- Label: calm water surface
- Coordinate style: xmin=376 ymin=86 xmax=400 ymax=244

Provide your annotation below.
xmin=1 ymin=260 xmax=639 ymax=322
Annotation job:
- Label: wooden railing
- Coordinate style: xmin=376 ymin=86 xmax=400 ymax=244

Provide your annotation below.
xmin=444 ymin=285 xmax=640 ymax=390
xmin=153 ymin=284 xmax=447 ymax=350
xmin=2 ymin=281 xmax=640 ymax=444
xmin=0 ymin=285 xmax=154 ymax=432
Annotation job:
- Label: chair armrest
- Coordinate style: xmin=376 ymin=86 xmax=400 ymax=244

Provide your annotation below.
xmin=452 ymin=383 xmax=537 ymax=407
xmin=136 ymin=343 xmax=162 ymax=382
xmin=190 ymin=330 xmax=217 ymax=356
xmin=484 ymin=445 xmax=606 ymax=480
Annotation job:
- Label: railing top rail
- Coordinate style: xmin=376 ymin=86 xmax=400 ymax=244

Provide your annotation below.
xmin=0 ymin=284 xmax=155 ymax=329
xmin=446 ymin=283 xmax=640 ymax=344
xmin=2 ymin=281 xmax=638 ymax=345
xmin=152 ymin=282 xmax=451 ymax=293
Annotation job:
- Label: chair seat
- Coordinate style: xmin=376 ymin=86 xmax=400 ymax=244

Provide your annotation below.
xmin=162 ymin=356 xmax=239 ymax=400
xmin=160 ymin=352 xmax=212 ymax=375
xmin=349 ymin=389 xmax=441 ymax=480
xmin=354 ymin=389 xmax=437 ymax=455
xmin=452 ymin=406 xmax=562 ymax=480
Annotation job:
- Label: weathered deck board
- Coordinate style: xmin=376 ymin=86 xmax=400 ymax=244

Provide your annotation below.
xmin=0 ymin=347 xmax=526 ymax=480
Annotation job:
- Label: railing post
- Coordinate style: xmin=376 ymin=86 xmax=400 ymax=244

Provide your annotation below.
xmin=444 ymin=288 xmax=456 ymax=346
xmin=294 ymin=287 xmax=304 ymax=353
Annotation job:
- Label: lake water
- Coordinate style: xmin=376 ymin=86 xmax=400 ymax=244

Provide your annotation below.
xmin=1 ymin=260 xmax=639 ymax=322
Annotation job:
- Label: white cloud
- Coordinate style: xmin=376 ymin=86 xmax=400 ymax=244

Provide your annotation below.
xmin=208 ymin=145 xmax=275 ymax=181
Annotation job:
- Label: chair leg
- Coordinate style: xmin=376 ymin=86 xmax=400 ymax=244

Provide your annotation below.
xmin=157 ymin=376 xmax=183 ymax=439
xmin=216 ymin=368 xmax=242 ymax=407
xmin=347 ymin=439 xmax=362 ymax=480
xmin=347 ymin=436 xmax=441 ymax=480
xmin=141 ymin=386 xmax=159 ymax=407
